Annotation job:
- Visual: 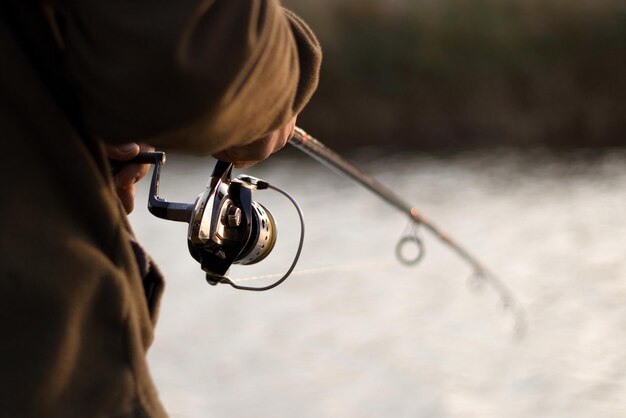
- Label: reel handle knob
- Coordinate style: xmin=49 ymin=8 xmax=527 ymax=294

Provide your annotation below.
xmin=109 ymin=151 xmax=166 ymax=175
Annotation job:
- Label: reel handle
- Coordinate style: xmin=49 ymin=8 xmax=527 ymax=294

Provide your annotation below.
xmin=143 ymin=152 xmax=195 ymax=223
xmin=109 ymin=151 xmax=165 ymax=175
xmin=110 ymin=151 xmax=193 ymax=221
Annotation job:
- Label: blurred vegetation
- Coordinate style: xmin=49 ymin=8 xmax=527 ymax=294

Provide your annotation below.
xmin=284 ymin=0 xmax=626 ymax=151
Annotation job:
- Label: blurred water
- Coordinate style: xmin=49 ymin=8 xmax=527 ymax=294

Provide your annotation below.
xmin=129 ymin=148 xmax=626 ymax=418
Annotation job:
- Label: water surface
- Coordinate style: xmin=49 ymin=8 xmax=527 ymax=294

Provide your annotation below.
xmin=130 ymin=149 xmax=626 ymax=418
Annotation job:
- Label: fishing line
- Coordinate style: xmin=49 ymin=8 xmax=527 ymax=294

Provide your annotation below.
xmin=232 ymin=259 xmax=397 ymax=284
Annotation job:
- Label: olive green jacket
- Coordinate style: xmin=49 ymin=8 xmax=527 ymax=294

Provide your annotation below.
xmin=0 ymin=1 xmax=320 ymax=417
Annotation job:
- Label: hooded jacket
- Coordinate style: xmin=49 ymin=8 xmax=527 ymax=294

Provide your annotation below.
xmin=0 ymin=1 xmax=320 ymax=416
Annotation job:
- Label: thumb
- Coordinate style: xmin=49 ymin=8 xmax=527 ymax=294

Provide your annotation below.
xmin=105 ymin=143 xmax=140 ymax=161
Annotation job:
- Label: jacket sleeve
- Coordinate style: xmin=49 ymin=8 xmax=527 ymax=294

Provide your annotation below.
xmin=62 ymin=0 xmax=321 ymax=154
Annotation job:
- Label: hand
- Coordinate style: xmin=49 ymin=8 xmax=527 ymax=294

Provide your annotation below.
xmin=212 ymin=116 xmax=297 ymax=168
xmin=106 ymin=143 xmax=154 ymax=214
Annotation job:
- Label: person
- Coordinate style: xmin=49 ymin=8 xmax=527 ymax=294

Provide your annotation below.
xmin=0 ymin=1 xmax=321 ymax=417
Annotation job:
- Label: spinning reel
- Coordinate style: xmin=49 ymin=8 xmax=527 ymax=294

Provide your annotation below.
xmin=136 ymin=152 xmax=304 ymax=291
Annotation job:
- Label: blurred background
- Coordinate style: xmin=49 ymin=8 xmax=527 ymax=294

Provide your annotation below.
xmin=290 ymin=0 xmax=626 ymax=150
xmin=130 ymin=1 xmax=626 ymax=417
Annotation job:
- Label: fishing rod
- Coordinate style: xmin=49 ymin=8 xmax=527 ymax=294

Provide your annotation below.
xmin=127 ymin=127 xmax=525 ymax=336
xmin=290 ymin=126 xmax=488 ymax=275
xmin=289 ymin=127 xmax=525 ymax=337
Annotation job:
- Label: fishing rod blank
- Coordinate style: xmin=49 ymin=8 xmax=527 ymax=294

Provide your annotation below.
xmin=289 ymin=127 xmax=526 ymax=338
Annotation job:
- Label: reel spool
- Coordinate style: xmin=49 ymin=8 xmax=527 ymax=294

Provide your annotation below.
xmin=140 ymin=152 xmax=304 ymax=291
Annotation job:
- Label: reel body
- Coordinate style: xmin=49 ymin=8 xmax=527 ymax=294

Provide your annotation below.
xmin=141 ymin=153 xmax=303 ymax=290
xmin=185 ymin=161 xmax=277 ymax=282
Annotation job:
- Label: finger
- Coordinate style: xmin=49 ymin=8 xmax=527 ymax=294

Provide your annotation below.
xmin=213 ymin=129 xmax=289 ymax=163
xmin=232 ymin=160 xmax=258 ymax=169
xmin=112 ymin=143 xmax=155 ymax=187
xmin=115 ymin=163 xmax=149 ymax=188
xmin=213 ymin=139 xmax=274 ymax=163
xmin=211 ymin=116 xmax=297 ymax=165
xmin=116 ymin=184 xmax=136 ymax=214
xmin=136 ymin=143 xmax=155 ymax=154
xmin=105 ymin=143 xmax=140 ymax=161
